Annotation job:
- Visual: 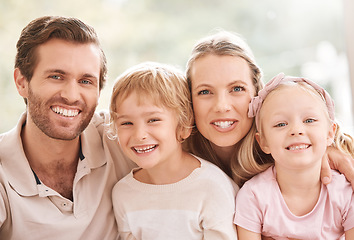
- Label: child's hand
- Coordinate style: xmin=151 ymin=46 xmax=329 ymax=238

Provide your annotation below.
xmin=321 ymin=146 xmax=354 ymax=189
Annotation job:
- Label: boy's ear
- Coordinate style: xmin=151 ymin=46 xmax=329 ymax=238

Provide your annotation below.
xmin=326 ymin=122 xmax=337 ymax=146
xmin=255 ymin=132 xmax=271 ymax=154
xmin=178 ymin=126 xmax=192 ymax=143
xmin=14 ymin=68 xmax=29 ymax=98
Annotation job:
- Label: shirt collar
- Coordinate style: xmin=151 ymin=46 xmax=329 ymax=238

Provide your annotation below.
xmin=0 ymin=112 xmax=107 ymax=196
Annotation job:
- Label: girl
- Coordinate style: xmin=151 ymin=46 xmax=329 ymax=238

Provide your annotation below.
xmin=109 ymin=62 xmax=238 ymax=240
xmin=183 ymin=30 xmax=354 ymax=188
xmin=235 ymin=73 xmax=354 ymax=239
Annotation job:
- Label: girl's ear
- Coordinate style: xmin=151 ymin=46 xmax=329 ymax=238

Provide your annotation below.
xmin=326 ymin=122 xmax=337 ymax=146
xmin=255 ymin=132 xmax=271 ymax=154
xmin=14 ymin=68 xmax=29 ymax=98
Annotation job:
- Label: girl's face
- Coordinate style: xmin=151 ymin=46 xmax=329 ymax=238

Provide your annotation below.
xmin=256 ymin=86 xmax=336 ymax=170
xmin=190 ymin=54 xmax=256 ymax=148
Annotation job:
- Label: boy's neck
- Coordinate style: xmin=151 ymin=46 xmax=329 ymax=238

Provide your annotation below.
xmin=134 ymin=151 xmax=200 ymax=185
xmin=275 ymin=162 xmax=322 ymax=216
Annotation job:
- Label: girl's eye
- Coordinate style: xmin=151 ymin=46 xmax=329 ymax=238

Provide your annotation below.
xmin=198 ymin=89 xmax=210 ymax=95
xmin=304 ymin=119 xmax=316 ymax=123
xmin=274 ymin=122 xmax=287 ymax=127
xmin=232 ymin=86 xmax=245 ymax=92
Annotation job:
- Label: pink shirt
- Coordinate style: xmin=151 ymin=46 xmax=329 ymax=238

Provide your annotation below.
xmin=234 ymin=166 xmax=354 ymax=240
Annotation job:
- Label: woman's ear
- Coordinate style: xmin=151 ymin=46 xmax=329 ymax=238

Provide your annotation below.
xmin=14 ymin=68 xmax=29 ymax=98
xmin=255 ymin=132 xmax=271 ymax=154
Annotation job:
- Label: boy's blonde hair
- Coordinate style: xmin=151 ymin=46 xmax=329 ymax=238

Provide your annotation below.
xmin=109 ymin=62 xmax=194 ymax=142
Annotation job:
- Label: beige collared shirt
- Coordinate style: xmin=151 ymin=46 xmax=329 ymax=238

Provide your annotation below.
xmin=0 ymin=112 xmax=135 ymax=240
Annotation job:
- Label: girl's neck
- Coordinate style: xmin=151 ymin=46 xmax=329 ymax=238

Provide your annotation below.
xmin=275 ymin=162 xmax=322 ymax=216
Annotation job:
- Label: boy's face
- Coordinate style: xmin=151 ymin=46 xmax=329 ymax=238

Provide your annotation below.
xmin=256 ymin=86 xmax=335 ymax=171
xmin=114 ymin=91 xmax=184 ymax=170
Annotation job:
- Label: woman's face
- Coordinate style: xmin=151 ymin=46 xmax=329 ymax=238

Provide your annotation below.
xmin=190 ymin=54 xmax=256 ymax=148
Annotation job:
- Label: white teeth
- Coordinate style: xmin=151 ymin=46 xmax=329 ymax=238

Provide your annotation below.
xmin=213 ymin=121 xmax=234 ymax=129
xmin=134 ymin=145 xmax=156 ymax=153
xmin=52 ymin=106 xmax=79 ymax=117
xmin=287 ymin=144 xmax=309 ymax=151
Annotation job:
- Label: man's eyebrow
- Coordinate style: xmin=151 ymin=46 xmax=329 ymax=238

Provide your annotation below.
xmin=44 ymin=69 xmax=66 ymax=75
xmin=44 ymin=69 xmax=98 ymax=80
xmin=82 ymin=73 xmax=98 ymax=79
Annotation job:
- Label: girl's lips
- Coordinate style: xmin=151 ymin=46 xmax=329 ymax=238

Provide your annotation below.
xmin=286 ymin=143 xmax=311 ymax=151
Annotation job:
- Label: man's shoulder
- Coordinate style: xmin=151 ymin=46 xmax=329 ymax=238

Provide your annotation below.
xmin=90 ymin=110 xmax=109 ymax=126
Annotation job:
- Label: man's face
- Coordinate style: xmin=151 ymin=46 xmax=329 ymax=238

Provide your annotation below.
xmin=22 ymin=38 xmax=101 ymax=140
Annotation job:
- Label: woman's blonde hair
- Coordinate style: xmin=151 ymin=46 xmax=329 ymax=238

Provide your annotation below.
xmin=183 ymin=30 xmax=272 ymax=187
xmin=108 ymin=62 xmax=194 ymax=142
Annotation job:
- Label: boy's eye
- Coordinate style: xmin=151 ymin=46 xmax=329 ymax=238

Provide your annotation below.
xmin=121 ymin=122 xmax=133 ymax=126
xmin=274 ymin=122 xmax=286 ymax=127
xmin=198 ymin=89 xmax=210 ymax=95
xmin=148 ymin=118 xmax=160 ymax=123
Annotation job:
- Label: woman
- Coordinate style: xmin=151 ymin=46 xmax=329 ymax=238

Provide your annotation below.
xmin=183 ymin=30 xmax=354 ymax=187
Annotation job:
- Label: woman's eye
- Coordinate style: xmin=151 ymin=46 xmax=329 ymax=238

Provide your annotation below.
xmin=232 ymin=86 xmax=245 ymax=92
xmin=198 ymin=90 xmax=210 ymax=95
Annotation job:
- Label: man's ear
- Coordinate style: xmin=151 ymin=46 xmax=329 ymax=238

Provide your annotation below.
xmin=255 ymin=132 xmax=271 ymax=154
xmin=326 ymin=122 xmax=337 ymax=146
xmin=14 ymin=68 xmax=29 ymax=98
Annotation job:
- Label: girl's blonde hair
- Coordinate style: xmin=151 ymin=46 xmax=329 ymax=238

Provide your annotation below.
xmin=257 ymin=81 xmax=354 ymax=164
xmin=108 ymin=62 xmax=194 ymax=142
xmin=333 ymin=125 xmax=354 ymax=158
xmin=183 ymin=30 xmax=272 ymax=187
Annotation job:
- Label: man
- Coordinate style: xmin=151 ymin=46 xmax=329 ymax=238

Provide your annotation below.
xmin=0 ymin=16 xmax=134 ymax=239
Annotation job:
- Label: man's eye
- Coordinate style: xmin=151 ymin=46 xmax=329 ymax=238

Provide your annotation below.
xmin=80 ymin=79 xmax=92 ymax=85
xmin=198 ymin=90 xmax=210 ymax=95
xmin=50 ymin=75 xmax=62 ymax=80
